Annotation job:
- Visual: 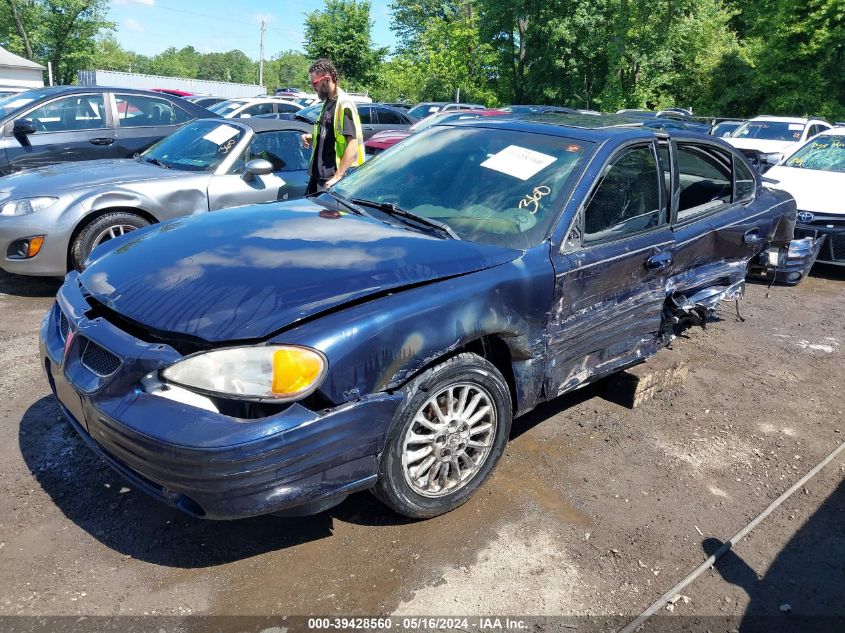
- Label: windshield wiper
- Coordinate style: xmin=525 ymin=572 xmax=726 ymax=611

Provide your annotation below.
xmin=308 ymin=190 xmax=370 ymax=217
xmin=144 ymin=157 xmax=171 ymax=169
xmin=351 ymin=198 xmax=459 ymax=239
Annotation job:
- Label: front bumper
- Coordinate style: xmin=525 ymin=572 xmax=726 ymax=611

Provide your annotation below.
xmin=39 ymin=275 xmax=402 ymax=519
xmin=793 ymin=222 xmax=845 ymax=267
xmin=0 ymin=214 xmax=68 ymax=277
xmin=748 ymin=236 xmax=826 ymax=285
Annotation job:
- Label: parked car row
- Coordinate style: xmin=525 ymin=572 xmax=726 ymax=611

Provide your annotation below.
xmin=0 ymin=86 xmax=215 ymax=175
xmin=1 ymin=81 xmax=838 ymax=526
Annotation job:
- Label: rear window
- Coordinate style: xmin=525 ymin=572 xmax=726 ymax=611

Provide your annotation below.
xmin=732 ymin=121 xmax=804 ymax=142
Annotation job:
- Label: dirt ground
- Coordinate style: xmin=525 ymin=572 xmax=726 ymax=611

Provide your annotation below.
xmin=0 ymin=264 xmax=843 ymax=629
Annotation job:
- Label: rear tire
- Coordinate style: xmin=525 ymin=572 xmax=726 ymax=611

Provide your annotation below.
xmin=70 ymin=211 xmax=150 ymax=272
xmin=373 ymin=352 xmax=512 ymax=519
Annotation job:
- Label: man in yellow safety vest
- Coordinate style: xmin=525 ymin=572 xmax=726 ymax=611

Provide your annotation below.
xmin=301 ymin=58 xmax=365 ymax=195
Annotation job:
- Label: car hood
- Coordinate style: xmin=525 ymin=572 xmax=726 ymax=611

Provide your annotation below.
xmin=725 ymin=137 xmax=798 ymax=154
xmin=765 ymin=166 xmax=845 ymax=215
xmin=0 ymin=159 xmax=188 ymax=198
xmin=78 ymin=201 xmax=522 ymax=343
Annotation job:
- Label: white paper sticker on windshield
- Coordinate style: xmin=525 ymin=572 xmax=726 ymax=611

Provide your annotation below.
xmin=480 ymin=145 xmax=558 ymax=181
xmin=788 ymin=124 xmax=804 ymax=131
xmin=202 ymin=124 xmax=240 ymax=145
xmin=428 ymin=106 xmax=439 ymax=112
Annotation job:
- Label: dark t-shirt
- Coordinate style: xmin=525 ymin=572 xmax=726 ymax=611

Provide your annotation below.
xmin=313 ymin=99 xmax=357 ymax=181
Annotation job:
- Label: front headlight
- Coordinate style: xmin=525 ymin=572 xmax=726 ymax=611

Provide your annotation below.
xmin=161 ymin=345 xmax=327 ymax=402
xmin=0 ymin=196 xmax=59 ymax=216
xmin=761 ymin=152 xmax=784 ymax=166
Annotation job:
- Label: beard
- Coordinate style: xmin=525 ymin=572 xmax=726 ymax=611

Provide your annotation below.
xmin=317 ymin=83 xmax=331 ymax=100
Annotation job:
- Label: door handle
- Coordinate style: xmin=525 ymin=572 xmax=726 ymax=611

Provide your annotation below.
xmin=363 ymin=126 xmax=374 ymax=131
xmin=89 ymin=137 xmax=115 ymax=145
xmin=743 ymin=229 xmax=762 ymax=244
xmin=645 ymin=253 xmax=673 ymax=270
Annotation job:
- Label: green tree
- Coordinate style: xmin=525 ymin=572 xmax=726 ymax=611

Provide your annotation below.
xmin=304 ymin=0 xmax=387 ymax=87
xmin=389 ymin=0 xmax=473 ymax=51
xmin=91 ymin=34 xmax=136 ymax=72
xmin=264 ymin=50 xmax=312 ymax=91
xmin=1 ymin=0 xmax=114 ymax=85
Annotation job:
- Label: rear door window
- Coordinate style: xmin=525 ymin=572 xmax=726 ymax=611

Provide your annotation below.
xmin=734 ymin=158 xmax=756 ymax=201
xmin=377 ymin=108 xmax=404 ymax=125
xmin=275 ymin=102 xmax=300 ymax=114
xmin=242 ymin=102 xmax=274 ymax=117
xmin=115 ymin=94 xmax=191 ymax=127
xmin=675 ymin=144 xmax=733 ymax=222
xmin=358 ymin=106 xmax=373 ymax=124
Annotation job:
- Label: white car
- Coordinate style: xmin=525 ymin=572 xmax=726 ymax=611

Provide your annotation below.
xmin=726 ymin=115 xmax=833 ymax=169
xmin=209 ymin=97 xmax=302 ymax=119
xmin=766 ymin=128 xmax=845 ymax=267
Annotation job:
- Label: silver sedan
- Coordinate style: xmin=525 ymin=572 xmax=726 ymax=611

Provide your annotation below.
xmin=0 ymin=118 xmax=312 ymax=276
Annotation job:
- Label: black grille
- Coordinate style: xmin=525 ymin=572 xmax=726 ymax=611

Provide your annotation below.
xmin=832 ymin=233 xmax=845 ymax=261
xmin=59 ymin=312 xmax=69 ymax=340
xmin=80 ymin=339 xmax=121 ymax=377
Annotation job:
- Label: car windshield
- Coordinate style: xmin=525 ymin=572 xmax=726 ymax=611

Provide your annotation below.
xmin=334 ymin=125 xmax=594 ymax=249
xmin=712 ymin=122 xmax=742 ymax=137
xmin=732 ymin=121 xmax=804 ymax=141
xmin=0 ymin=89 xmax=54 ymax=117
xmin=783 ymin=134 xmax=845 ymax=173
xmin=408 ymin=103 xmax=443 ymax=119
xmin=296 ymin=103 xmax=322 ymax=123
xmin=141 ymin=120 xmax=246 ymax=172
xmin=208 ymin=100 xmax=246 ymax=116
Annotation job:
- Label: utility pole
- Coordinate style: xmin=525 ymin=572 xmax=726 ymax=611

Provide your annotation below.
xmin=259 ymin=19 xmax=266 ymax=90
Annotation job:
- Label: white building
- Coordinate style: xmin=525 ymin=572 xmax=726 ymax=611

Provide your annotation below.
xmin=0 ymin=46 xmax=45 ymax=93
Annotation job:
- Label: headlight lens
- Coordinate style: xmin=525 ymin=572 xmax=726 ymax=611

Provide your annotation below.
xmin=761 ymin=152 xmax=784 ymax=165
xmin=161 ymin=345 xmax=327 ymax=402
xmin=0 ymin=196 xmax=59 ymax=216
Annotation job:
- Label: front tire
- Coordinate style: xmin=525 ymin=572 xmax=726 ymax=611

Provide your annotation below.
xmin=70 ymin=211 xmax=150 ymax=272
xmin=373 ymin=352 xmax=512 ymax=518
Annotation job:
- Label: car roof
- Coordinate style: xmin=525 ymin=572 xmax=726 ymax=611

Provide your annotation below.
xmin=0 ymin=85 xmax=216 ymax=121
xmin=225 ymin=97 xmax=299 ymax=104
xmin=230 ymin=117 xmax=312 ymax=134
xmin=751 ymin=115 xmax=810 ymax=124
xmin=444 ymin=113 xmax=720 ymax=144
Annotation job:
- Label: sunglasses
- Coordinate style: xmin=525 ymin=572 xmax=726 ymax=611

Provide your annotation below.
xmin=310 ymin=75 xmax=332 ymax=87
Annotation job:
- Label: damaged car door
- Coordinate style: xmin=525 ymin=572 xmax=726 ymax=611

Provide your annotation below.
xmin=668 ymin=138 xmax=785 ymax=316
xmin=547 ymin=140 xmax=673 ymax=396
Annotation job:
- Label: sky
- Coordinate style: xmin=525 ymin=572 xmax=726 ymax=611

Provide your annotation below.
xmin=108 ymin=0 xmax=397 ymax=59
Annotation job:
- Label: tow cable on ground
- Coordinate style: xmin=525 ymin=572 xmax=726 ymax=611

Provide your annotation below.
xmin=619 ymin=439 xmax=845 ymax=633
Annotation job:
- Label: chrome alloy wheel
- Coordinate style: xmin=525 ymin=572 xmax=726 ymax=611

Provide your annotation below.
xmin=91 ymin=224 xmax=138 ymax=248
xmin=401 ymin=383 xmax=497 ymax=498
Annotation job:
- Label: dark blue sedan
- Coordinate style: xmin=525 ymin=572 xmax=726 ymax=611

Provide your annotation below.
xmin=40 ymin=115 xmax=800 ymax=519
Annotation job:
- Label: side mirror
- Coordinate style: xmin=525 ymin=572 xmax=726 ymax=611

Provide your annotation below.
xmin=243 ymin=158 xmax=274 ymax=180
xmin=13 ymin=118 xmax=36 ymax=136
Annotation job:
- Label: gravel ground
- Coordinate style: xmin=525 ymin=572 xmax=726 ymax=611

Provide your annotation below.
xmin=0 ymin=265 xmax=842 ymax=628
